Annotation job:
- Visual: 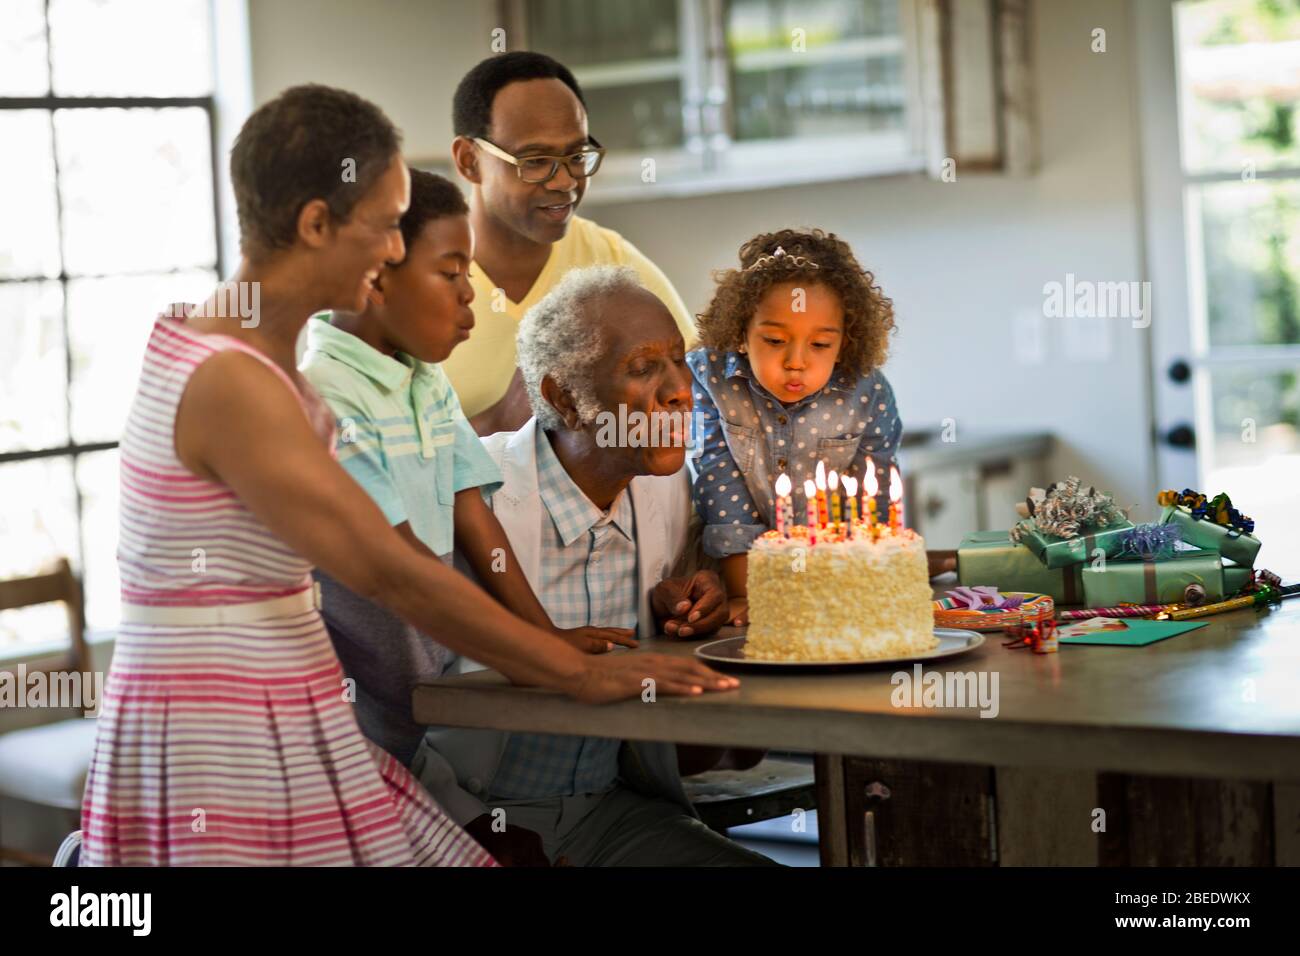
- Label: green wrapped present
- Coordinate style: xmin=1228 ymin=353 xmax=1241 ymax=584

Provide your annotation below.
xmin=1011 ymin=518 xmax=1135 ymax=570
xmin=1159 ymin=504 xmax=1260 ymax=567
xmin=957 ymin=531 xmax=1084 ymax=604
xmin=1223 ymin=562 xmax=1254 ymax=595
xmin=1081 ymin=547 xmax=1224 ymax=608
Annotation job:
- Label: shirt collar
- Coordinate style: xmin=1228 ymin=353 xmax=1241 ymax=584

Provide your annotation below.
xmin=535 ymin=426 xmax=634 ymax=546
xmin=306 ymin=315 xmax=435 ymax=393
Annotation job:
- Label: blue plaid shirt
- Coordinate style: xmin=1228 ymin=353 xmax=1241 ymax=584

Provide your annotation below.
xmin=486 ymin=426 xmax=637 ymax=800
xmin=686 ymin=348 xmax=902 ymax=559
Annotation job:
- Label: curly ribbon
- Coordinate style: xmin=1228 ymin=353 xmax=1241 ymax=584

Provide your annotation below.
xmin=1012 ymin=476 xmax=1128 ymax=542
xmin=1158 ymin=488 xmax=1255 ymax=536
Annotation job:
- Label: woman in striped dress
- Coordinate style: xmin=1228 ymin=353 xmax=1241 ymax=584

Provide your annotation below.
xmin=80 ymin=85 xmax=734 ymax=867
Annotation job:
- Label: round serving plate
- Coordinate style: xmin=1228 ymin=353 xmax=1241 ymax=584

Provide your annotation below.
xmin=693 ymin=628 xmax=984 ymax=670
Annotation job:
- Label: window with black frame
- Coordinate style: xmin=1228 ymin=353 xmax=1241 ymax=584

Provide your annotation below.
xmin=0 ymin=0 xmax=222 ymax=651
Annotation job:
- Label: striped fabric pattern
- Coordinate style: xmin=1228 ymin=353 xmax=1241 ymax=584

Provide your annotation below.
xmin=486 ymin=426 xmax=634 ymax=800
xmin=80 ymin=315 xmax=495 ymax=867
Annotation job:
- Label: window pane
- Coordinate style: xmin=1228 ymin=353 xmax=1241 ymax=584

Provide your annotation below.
xmin=1204 ymin=366 xmax=1300 ymax=572
xmin=0 ymin=0 xmax=50 ymax=96
xmin=55 ymin=107 xmax=217 ymax=276
xmin=0 ymin=281 xmax=67 ymax=454
xmin=726 ymin=0 xmax=907 ymax=143
xmin=0 ymin=111 xmax=62 ymax=280
xmin=77 ymin=449 xmax=119 ymax=631
xmin=1175 ymin=0 xmax=1300 ymax=174
xmin=1196 ymin=178 xmax=1300 ymax=348
xmin=527 ymin=0 xmax=683 ymax=153
xmin=0 ymin=458 xmax=80 ymax=653
xmin=67 ymin=269 xmax=217 ymax=444
xmin=585 ymin=80 xmax=684 ymax=151
xmin=527 ymin=0 xmax=680 ymax=66
xmin=48 ymin=0 xmax=213 ymax=97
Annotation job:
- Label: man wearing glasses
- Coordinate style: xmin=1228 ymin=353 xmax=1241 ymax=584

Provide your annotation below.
xmin=445 ymin=52 xmax=698 ymax=435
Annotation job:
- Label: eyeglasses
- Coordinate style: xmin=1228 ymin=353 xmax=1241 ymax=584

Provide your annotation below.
xmin=473 ymin=136 xmax=606 ymax=184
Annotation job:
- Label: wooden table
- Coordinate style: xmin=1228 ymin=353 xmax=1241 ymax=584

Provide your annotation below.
xmin=413 ymin=597 xmax=1300 ymax=866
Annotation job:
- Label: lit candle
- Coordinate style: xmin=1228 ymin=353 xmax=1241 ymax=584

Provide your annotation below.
xmin=841 ymin=474 xmax=858 ymax=539
xmin=889 ymin=465 xmax=904 ymax=533
xmin=814 ymin=460 xmax=829 ymax=528
xmin=828 ymin=469 xmax=840 ymax=533
xmin=864 ymin=464 xmax=879 ymax=537
xmin=803 ymin=479 xmax=818 ymax=546
xmin=774 ymin=472 xmax=792 ymax=538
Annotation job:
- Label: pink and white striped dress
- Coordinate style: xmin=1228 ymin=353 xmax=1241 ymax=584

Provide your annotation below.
xmin=80 ymin=315 xmax=495 ymax=867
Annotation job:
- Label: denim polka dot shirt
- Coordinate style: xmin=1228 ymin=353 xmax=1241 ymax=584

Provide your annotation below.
xmin=685 ymin=347 xmax=903 ymax=559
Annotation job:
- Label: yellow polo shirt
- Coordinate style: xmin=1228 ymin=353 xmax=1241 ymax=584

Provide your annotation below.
xmin=442 ymin=215 xmax=697 ymax=419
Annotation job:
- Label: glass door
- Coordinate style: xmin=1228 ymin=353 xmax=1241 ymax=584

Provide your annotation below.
xmin=1178 ymin=1 xmax=1300 ymax=573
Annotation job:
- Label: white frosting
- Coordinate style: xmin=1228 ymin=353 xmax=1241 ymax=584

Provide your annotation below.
xmin=745 ymin=529 xmax=937 ymax=661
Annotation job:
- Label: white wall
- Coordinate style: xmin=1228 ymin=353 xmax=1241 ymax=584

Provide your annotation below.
xmin=247 ymin=0 xmax=499 ymax=161
xmin=247 ymin=0 xmax=1158 ymax=517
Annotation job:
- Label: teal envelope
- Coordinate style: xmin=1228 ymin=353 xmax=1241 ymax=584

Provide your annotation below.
xmin=1057 ymin=619 xmax=1208 ymax=647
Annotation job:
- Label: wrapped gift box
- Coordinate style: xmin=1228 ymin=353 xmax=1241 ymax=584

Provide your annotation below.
xmin=1011 ymin=518 xmax=1135 ymax=570
xmin=957 ymin=531 xmax=1085 ymax=605
xmin=1223 ymin=562 xmax=1254 ymax=595
xmin=1159 ymin=504 xmax=1260 ymax=568
xmin=1081 ymin=547 xmax=1224 ymax=608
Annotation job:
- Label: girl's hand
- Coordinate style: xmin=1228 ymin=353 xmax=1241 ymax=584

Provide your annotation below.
xmin=553 ymin=625 xmax=639 ymax=654
xmin=726 ymin=595 xmax=749 ymax=628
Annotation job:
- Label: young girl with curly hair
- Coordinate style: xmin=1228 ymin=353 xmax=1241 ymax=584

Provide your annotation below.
xmin=687 ymin=228 xmax=947 ymax=627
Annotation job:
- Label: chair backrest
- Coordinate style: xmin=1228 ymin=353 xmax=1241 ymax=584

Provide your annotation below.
xmin=0 ymin=559 xmax=89 ymax=675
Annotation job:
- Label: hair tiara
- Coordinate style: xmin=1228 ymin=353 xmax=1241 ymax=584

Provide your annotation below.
xmin=744 ymin=245 xmax=820 ymax=273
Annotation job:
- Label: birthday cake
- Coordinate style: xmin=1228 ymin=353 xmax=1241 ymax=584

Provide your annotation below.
xmin=745 ymin=524 xmax=937 ymax=662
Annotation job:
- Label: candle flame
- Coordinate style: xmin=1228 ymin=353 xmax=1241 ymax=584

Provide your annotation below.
xmin=774 ymin=472 xmax=792 ymax=497
xmin=814 ymin=459 xmax=827 ymax=490
xmin=803 ymin=479 xmax=817 ymax=499
xmin=841 ymin=474 xmax=858 ymax=496
xmin=889 ymin=465 xmax=903 ymax=502
xmin=865 ymin=466 xmax=879 ymax=497
xmin=828 ymin=469 xmax=839 ymax=490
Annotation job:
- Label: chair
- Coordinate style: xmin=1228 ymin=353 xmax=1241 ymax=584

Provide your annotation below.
xmin=0 ymin=560 xmax=98 ymax=866
xmin=684 ymin=755 xmax=817 ymax=834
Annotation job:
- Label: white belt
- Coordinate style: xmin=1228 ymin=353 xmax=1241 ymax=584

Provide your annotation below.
xmin=121 ymin=584 xmax=321 ymax=626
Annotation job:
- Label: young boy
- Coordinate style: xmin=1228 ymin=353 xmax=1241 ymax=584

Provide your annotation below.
xmin=299 ymin=169 xmax=633 ymax=864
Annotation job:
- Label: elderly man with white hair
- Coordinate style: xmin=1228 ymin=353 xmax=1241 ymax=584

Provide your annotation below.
xmin=412 ymin=265 xmax=776 ymax=866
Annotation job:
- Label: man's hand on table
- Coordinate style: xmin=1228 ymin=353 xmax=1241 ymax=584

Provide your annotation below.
xmin=464 ymin=814 xmax=552 ymax=867
xmin=553 ymin=624 xmax=639 ymax=653
xmin=927 ymin=549 xmax=957 ymax=580
xmin=652 ymin=570 xmax=730 ymax=638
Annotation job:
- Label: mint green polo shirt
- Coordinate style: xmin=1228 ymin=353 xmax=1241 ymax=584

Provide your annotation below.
xmin=300 ymin=316 xmax=502 ymax=557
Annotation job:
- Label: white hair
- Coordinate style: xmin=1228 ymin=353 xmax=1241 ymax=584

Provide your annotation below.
xmin=516 ymin=264 xmax=647 ymax=432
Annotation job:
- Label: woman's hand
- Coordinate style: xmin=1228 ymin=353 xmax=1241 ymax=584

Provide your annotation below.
xmin=553 ymin=625 xmax=639 ymax=654
xmin=568 ymin=652 xmax=739 ymax=705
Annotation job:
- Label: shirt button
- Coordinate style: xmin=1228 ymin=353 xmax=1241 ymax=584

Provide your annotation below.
xmin=778 ymin=415 xmax=787 ymax=425
xmin=777 ymin=458 xmax=787 ymax=469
